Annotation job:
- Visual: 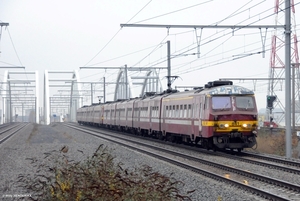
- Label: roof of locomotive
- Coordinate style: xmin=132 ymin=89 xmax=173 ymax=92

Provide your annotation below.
xmin=202 ymin=84 xmax=254 ymax=95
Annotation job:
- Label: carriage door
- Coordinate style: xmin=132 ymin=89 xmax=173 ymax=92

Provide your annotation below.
xmin=199 ymin=96 xmax=205 ymax=132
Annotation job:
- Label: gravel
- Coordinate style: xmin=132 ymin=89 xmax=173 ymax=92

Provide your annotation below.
xmin=0 ymin=123 xmax=263 ymax=201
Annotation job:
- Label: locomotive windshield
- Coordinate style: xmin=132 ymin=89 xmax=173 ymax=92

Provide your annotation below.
xmin=212 ymin=96 xmax=255 ymax=111
xmin=212 ymin=97 xmax=231 ymax=110
xmin=236 ymin=96 xmax=255 ymax=109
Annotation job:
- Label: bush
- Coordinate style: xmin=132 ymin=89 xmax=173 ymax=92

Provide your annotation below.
xmin=17 ymin=145 xmax=194 ymax=201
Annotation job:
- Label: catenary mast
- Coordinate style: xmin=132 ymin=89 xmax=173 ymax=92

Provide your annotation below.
xmin=268 ymin=0 xmax=296 ymax=158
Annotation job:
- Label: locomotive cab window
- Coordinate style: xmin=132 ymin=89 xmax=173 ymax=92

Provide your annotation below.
xmin=212 ymin=96 xmax=231 ymax=110
xmin=236 ymin=96 xmax=255 ymax=110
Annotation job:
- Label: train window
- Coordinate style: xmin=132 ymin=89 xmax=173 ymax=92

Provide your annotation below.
xmin=173 ymin=105 xmax=177 ymax=118
xmin=180 ymin=105 xmax=183 ymax=118
xmin=146 ymin=107 xmax=149 ymax=117
xmin=151 ymin=107 xmax=153 ymax=117
xmin=190 ymin=104 xmax=193 ymax=117
xmin=184 ymin=105 xmax=187 ymax=118
xmin=212 ymin=97 xmax=231 ymax=110
xmin=164 ymin=106 xmax=167 ymax=118
xmin=194 ymin=104 xmax=198 ymax=118
xmin=142 ymin=107 xmax=148 ymax=117
xmin=172 ymin=105 xmax=175 ymax=118
xmin=199 ymin=103 xmax=203 ymax=118
xmin=141 ymin=107 xmax=144 ymax=117
xmin=236 ymin=96 xmax=254 ymax=109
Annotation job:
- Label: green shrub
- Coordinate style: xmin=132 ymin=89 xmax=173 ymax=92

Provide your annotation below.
xmin=17 ymin=144 xmax=194 ymax=201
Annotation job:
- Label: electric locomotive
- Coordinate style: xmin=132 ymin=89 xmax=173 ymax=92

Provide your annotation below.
xmin=196 ymin=81 xmax=257 ymax=151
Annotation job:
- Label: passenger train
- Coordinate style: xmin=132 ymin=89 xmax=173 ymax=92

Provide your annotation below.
xmin=76 ymin=80 xmax=258 ymax=152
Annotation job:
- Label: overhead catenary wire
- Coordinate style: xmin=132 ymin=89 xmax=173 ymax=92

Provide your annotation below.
xmin=131 ymin=0 xmax=213 ymax=24
xmin=86 ymin=1 xmax=279 ymax=80
xmin=82 ymin=1 xmax=297 ymax=104
xmin=83 ymin=0 xmax=153 ymax=67
xmin=150 ymin=2 xmax=290 ymax=75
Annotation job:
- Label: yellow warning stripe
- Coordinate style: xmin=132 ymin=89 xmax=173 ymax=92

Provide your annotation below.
xmin=202 ymin=120 xmax=258 ymax=127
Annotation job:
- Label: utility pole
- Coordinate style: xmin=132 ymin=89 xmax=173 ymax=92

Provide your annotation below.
xmin=285 ymin=0 xmax=292 ymax=158
xmin=167 ymin=41 xmax=171 ymax=91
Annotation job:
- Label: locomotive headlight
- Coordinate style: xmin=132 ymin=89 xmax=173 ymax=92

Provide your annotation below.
xmin=242 ymin=123 xmax=251 ymax=128
xmin=219 ymin=123 xmax=229 ymax=128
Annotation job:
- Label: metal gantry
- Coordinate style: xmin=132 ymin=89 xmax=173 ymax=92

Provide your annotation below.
xmin=1 ymin=70 xmax=39 ymax=124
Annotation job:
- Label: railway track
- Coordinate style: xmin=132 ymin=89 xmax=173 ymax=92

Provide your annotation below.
xmin=71 ymin=123 xmax=300 ymax=176
xmin=0 ymin=123 xmax=29 ymax=145
xmin=239 ymin=151 xmax=300 ymax=169
xmin=64 ymin=123 xmax=300 ymax=200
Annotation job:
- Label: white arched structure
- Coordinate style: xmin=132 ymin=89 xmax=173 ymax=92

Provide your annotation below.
xmin=44 ymin=70 xmax=81 ymax=125
xmin=114 ymin=69 xmax=163 ymax=100
xmin=114 ymin=70 xmax=133 ymax=100
xmin=139 ymin=70 xmax=163 ymax=97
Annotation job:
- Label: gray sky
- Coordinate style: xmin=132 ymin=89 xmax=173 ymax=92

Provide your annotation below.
xmin=0 ymin=0 xmax=297 ymax=111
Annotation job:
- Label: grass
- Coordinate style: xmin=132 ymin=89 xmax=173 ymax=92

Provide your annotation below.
xmin=17 ymin=144 xmax=194 ymax=201
xmin=248 ymin=129 xmax=299 ymax=158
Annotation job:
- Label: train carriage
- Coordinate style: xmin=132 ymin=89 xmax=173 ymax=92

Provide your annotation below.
xmin=85 ymin=106 xmax=95 ymax=125
xmin=161 ymin=90 xmax=197 ymax=143
xmin=148 ymin=95 xmax=163 ymax=135
xmin=115 ymin=99 xmax=131 ymax=130
xmin=76 ymin=106 xmax=85 ymax=124
xmin=103 ymin=102 xmax=116 ymax=128
xmin=132 ymin=93 xmax=163 ymax=136
xmin=92 ymin=104 xmax=103 ymax=126
xmin=133 ymin=97 xmax=150 ymax=134
xmin=123 ymin=98 xmax=137 ymax=131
